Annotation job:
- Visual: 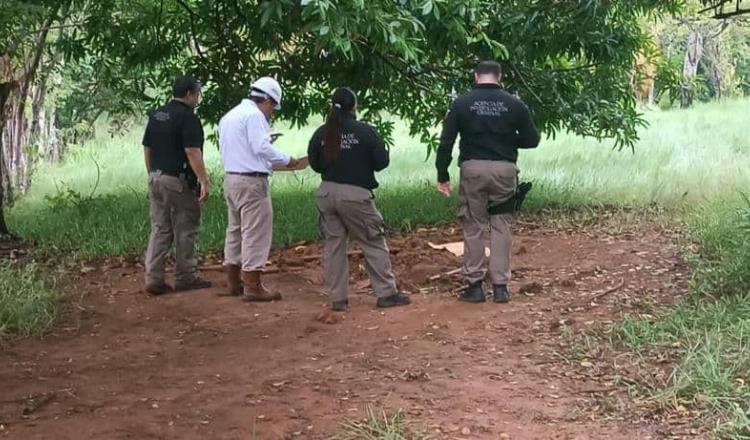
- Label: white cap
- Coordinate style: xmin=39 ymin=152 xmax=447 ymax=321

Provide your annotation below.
xmin=249 ymin=77 xmax=282 ymax=110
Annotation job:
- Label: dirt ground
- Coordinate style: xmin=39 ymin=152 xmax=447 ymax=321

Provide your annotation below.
xmin=1 ymin=222 xmax=697 ymax=439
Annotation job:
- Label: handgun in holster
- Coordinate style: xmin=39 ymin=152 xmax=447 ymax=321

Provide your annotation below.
xmin=488 ymin=181 xmax=533 ymax=215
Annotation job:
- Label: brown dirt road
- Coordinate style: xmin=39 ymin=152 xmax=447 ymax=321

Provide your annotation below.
xmin=1 ymin=224 xmax=695 ymax=439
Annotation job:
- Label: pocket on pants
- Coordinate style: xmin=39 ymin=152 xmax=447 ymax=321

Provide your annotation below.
xmin=365 ymin=220 xmax=385 ymax=240
xmin=250 ymin=179 xmax=269 ymax=199
xmin=318 ymin=212 xmax=345 ymax=239
xmin=457 ymin=204 xmax=469 ymax=221
xmin=160 ymin=176 xmax=184 ymax=193
xmin=363 ymin=203 xmax=386 ymax=240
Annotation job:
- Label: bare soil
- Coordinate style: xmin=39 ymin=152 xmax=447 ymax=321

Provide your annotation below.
xmin=1 ymin=223 xmax=697 ymax=439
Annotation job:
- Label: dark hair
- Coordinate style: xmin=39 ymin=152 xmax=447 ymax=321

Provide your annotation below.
xmin=474 ymin=61 xmax=502 ymax=76
xmin=323 ymin=87 xmax=357 ymax=163
xmin=172 ymin=76 xmax=201 ymax=98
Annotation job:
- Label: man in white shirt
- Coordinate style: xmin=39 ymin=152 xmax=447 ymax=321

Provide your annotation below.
xmin=218 ymin=77 xmax=298 ymax=301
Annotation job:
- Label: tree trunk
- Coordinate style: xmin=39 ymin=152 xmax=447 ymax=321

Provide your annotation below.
xmin=681 ymin=30 xmax=704 ymax=108
xmin=0 ymin=82 xmax=13 ymax=236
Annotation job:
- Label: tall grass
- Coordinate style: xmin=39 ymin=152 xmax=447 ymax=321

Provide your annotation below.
xmin=610 ymin=193 xmax=750 ymax=438
xmin=8 ymin=99 xmax=750 ymax=257
xmin=0 ymin=264 xmax=59 ymax=337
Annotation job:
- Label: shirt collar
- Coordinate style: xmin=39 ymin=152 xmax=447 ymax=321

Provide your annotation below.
xmin=171 ymin=99 xmax=193 ymax=109
xmin=474 ymin=83 xmax=502 ymax=90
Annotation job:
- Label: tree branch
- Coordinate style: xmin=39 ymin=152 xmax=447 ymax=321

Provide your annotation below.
xmin=174 ymin=0 xmax=207 ymax=59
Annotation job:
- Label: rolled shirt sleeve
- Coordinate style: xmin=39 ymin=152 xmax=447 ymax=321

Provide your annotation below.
xmin=246 ymin=113 xmax=290 ymax=167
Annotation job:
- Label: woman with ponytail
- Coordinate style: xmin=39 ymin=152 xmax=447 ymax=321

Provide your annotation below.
xmin=308 ymin=87 xmax=411 ymax=311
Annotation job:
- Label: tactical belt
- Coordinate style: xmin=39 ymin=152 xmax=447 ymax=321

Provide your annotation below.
xmin=152 ymin=169 xmax=181 ymax=178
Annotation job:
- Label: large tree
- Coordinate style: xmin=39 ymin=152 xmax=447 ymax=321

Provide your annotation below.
xmin=2 ymin=0 xmax=684 ymax=237
xmin=67 ymin=0 xmax=681 ymax=148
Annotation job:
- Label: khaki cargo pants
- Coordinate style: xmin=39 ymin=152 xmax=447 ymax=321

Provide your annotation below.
xmin=223 ymin=174 xmax=273 ymax=271
xmin=316 ymin=181 xmax=398 ymax=302
xmin=459 ymin=160 xmax=517 ymax=286
xmin=145 ymin=171 xmax=201 ymax=285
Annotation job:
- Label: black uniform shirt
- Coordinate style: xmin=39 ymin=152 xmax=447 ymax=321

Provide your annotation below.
xmin=142 ymin=100 xmax=204 ymax=177
xmin=435 ymin=84 xmax=540 ymax=182
xmin=308 ymin=115 xmax=389 ymax=190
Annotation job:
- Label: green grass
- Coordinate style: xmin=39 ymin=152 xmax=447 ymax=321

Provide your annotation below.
xmin=610 ymin=193 xmax=750 ymax=438
xmin=8 ymin=99 xmax=750 ymax=257
xmin=0 ymin=263 xmax=60 ymax=337
xmin=335 ymin=407 xmax=422 ymax=440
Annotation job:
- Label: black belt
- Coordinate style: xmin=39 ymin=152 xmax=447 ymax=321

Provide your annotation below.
xmin=226 ymin=171 xmax=269 ymax=178
xmin=152 ymin=169 xmax=181 ymax=177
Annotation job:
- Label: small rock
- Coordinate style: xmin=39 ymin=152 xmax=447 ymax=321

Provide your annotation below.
xmin=519 ymin=282 xmax=543 ymax=294
xmin=461 ymin=427 xmax=471 ymax=435
xmin=315 ymin=311 xmax=339 ymax=325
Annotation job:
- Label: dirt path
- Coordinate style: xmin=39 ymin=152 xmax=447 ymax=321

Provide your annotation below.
xmin=1 ymin=224 xmax=692 ymax=439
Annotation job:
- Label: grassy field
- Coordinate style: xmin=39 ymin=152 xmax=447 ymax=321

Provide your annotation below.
xmin=4 ymin=99 xmax=750 ymax=436
xmin=8 ymin=99 xmax=750 ymax=257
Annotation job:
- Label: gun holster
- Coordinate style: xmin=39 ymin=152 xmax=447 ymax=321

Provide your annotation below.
xmin=488 ymin=181 xmax=533 ymax=215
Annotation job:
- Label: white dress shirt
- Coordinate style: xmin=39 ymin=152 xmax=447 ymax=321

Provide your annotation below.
xmin=218 ymin=99 xmax=290 ymax=174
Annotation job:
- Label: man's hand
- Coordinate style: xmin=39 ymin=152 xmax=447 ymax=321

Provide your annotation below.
xmin=198 ymin=180 xmax=210 ymax=204
xmin=287 ymin=157 xmax=299 ymax=168
xmin=437 ymin=181 xmax=452 ymax=197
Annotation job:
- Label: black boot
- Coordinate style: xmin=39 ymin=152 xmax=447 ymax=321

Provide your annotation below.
xmin=458 ymin=281 xmax=486 ymax=303
xmin=146 ymin=282 xmax=173 ymax=296
xmin=174 ymin=274 xmax=212 ymax=292
xmin=493 ymin=284 xmax=510 ymax=303
xmin=376 ymin=292 xmax=411 ymax=308
xmin=331 ymin=299 xmax=349 ymax=311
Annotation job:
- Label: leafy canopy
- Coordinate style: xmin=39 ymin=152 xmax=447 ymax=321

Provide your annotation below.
xmin=47 ymin=1 xmax=684 ymax=148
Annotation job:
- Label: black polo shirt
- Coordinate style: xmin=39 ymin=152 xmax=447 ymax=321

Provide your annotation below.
xmin=142 ymin=100 xmax=204 ymax=176
xmin=307 ymin=115 xmax=389 ymax=190
xmin=435 ymin=84 xmax=540 ymax=182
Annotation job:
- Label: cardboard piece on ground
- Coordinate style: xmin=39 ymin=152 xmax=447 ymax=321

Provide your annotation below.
xmin=273 ymin=156 xmax=309 ymax=172
xmin=427 ymin=241 xmax=490 ymax=257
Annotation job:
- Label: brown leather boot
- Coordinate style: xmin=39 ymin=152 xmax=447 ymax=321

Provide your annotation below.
xmin=217 ymin=264 xmax=243 ymax=297
xmin=242 ymin=270 xmax=281 ymax=302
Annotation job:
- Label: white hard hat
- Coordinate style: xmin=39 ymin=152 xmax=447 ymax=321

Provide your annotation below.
xmin=250 ymin=77 xmax=282 ymax=110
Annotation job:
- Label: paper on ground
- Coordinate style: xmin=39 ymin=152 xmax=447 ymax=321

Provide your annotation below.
xmin=427 ymin=241 xmax=490 ymax=257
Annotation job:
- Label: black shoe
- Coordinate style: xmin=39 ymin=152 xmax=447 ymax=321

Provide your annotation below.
xmin=458 ymin=281 xmax=486 ymax=303
xmin=174 ymin=275 xmax=212 ymax=292
xmin=331 ymin=299 xmax=349 ymax=311
xmin=493 ymin=284 xmax=510 ymax=303
xmin=376 ymin=292 xmax=411 ymax=308
xmin=146 ymin=282 xmax=173 ymax=296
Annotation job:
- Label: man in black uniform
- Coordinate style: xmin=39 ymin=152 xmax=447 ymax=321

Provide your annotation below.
xmin=142 ymin=76 xmax=212 ymax=295
xmin=436 ymin=61 xmax=540 ymax=304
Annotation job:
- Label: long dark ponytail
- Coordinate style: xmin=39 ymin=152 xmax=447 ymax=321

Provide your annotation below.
xmin=323 ymin=87 xmax=357 ymax=163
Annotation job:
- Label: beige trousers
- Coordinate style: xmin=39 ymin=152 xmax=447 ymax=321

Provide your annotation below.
xmin=223 ymin=174 xmax=273 ymax=271
xmin=316 ymin=181 xmax=398 ymax=302
xmin=144 ymin=171 xmax=201 ymax=285
xmin=458 ymin=160 xmax=517 ymax=286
